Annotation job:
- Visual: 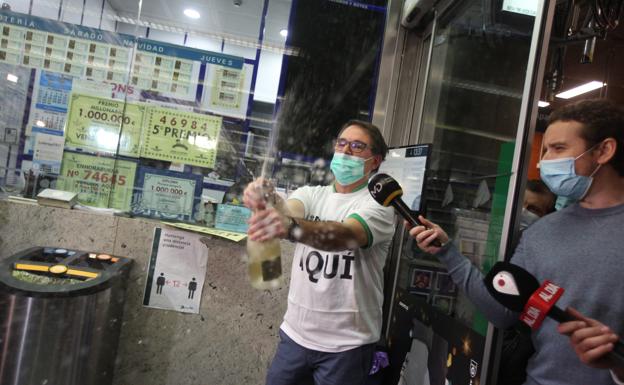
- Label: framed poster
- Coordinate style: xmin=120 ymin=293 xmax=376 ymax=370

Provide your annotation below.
xmin=32 ymin=128 xmax=64 ymax=174
xmin=64 ymin=93 xmax=145 ymax=156
xmin=214 ymin=204 xmax=251 ymax=233
xmin=57 ymin=152 xmax=137 ymax=210
xmin=141 ymin=106 xmax=222 ymax=168
xmin=26 ymin=70 xmax=72 ymax=135
xmin=132 ymin=166 xmax=203 ymax=221
xmin=435 ymin=272 xmax=457 ymax=295
xmin=143 ymin=227 xmax=208 ymax=314
xmin=201 ymin=63 xmax=252 ymax=119
xmin=410 ymin=268 xmax=433 ymax=291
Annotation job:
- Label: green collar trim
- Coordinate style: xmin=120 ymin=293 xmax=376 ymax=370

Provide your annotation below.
xmin=348 ymin=213 xmax=373 ymax=248
xmin=333 ymin=180 xmax=368 ymax=193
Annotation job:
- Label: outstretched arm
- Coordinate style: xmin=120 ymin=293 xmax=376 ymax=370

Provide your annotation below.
xmin=407 ymin=215 xmax=518 ymax=328
xmin=243 ymin=178 xmax=369 ymax=251
xmin=247 ymin=208 xmax=369 ymax=251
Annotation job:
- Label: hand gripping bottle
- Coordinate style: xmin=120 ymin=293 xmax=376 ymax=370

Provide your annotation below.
xmin=246 ymin=185 xmax=282 ymax=290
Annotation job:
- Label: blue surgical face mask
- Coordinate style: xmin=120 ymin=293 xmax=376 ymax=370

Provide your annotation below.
xmin=554 ymin=195 xmax=576 ymax=211
xmin=519 ymin=207 xmax=540 ymax=231
xmin=330 ymin=153 xmax=372 ymax=185
xmin=539 ymin=145 xmax=601 ymax=200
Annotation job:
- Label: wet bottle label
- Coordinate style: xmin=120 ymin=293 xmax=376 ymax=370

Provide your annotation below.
xmin=261 ymin=257 xmax=282 ymax=281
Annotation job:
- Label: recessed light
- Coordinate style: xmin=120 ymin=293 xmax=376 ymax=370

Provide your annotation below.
xmin=279 ymin=29 xmax=288 ymax=38
xmin=556 ymin=81 xmax=605 ymax=99
xmin=183 ymin=9 xmax=200 ymax=19
xmin=538 ymin=101 xmax=550 ymax=108
xmin=6 ymin=73 xmax=18 ymax=82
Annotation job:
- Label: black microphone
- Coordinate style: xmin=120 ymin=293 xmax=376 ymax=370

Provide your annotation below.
xmin=368 ymin=173 xmax=442 ymax=247
xmin=484 ymin=261 xmax=624 ymax=366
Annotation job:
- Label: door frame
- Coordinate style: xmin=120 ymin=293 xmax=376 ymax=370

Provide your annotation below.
xmin=482 ymin=1 xmax=557 ymax=382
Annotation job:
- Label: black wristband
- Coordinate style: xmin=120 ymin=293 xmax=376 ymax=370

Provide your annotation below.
xmin=286 ymin=216 xmax=300 ymax=242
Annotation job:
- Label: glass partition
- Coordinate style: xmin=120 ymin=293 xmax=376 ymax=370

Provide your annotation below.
xmin=383 ymin=2 xmax=549 ymax=383
xmin=0 ymin=0 xmax=388 ymax=233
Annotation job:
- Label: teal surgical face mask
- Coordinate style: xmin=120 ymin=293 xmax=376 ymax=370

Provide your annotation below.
xmin=330 ymin=153 xmax=372 ymax=185
xmin=539 ymin=145 xmax=601 ymax=200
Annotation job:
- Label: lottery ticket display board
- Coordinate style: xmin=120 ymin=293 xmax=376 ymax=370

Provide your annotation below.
xmin=132 ymin=39 xmax=202 ymax=102
xmin=133 ymin=39 xmax=250 ymax=119
xmin=0 ymin=10 xmax=134 ymax=83
xmin=201 ymin=63 xmax=253 ymax=119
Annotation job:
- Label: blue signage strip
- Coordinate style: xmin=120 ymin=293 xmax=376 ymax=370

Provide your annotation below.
xmin=328 ymin=0 xmax=387 ymax=13
xmin=137 ymin=38 xmax=244 ymax=69
xmin=0 ymin=10 xmax=136 ymax=47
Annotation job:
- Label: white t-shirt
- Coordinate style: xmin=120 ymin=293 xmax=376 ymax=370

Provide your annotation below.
xmin=280 ymin=183 xmax=395 ymax=352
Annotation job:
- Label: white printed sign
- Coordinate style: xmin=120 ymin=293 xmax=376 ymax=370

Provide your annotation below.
xmin=32 ymin=130 xmax=64 ymax=174
xmin=143 ymin=227 xmax=209 ymax=314
xmin=502 ymin=0 xmax=538 ymax=16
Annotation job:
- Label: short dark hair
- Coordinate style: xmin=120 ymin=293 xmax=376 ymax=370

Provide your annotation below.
xmin=526 ymin=179 xmax=552 ymax=195
xmin=526 ymin=179 xmax=556 ymax=214
xmin=337 ymin=119 xmax=388 ymax=161
xmin=548 ymin=99 xmax=624 ymax=176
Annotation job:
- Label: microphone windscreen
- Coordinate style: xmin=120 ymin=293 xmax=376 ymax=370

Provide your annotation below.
xmin=484 ymin=262 xmax=540 ymax=312
xmin=368 ymin=173 xmax=403 ymax=207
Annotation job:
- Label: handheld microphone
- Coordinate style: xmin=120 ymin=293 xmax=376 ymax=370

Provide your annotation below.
xmin=368 ymin=173 xmax=442 ymax=247
xmin=484 ymin=262 xmax=624 ymax=366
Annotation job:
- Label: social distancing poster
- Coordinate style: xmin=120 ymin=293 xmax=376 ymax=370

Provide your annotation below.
xmin=143 ymin=227 xmax=209 ymax=314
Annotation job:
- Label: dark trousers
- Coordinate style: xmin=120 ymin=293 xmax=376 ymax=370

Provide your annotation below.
xmin=266 ymin=329 xmax=376 ymax=385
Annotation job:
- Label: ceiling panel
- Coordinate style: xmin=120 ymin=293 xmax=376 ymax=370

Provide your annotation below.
xmin=108 ymin=0 xmax=292 ymax=45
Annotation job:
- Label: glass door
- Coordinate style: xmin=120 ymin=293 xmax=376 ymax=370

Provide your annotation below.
xmin=384 ymin=1 xmax=554 ymax=384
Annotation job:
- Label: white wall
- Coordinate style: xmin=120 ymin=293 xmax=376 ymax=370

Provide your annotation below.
xmin=255 ymin=50 xmax=284 ymax=103
xmin=82 ymin=0 xmax=105 ymax=28
xmin=30 ymin=0 xmax=60 ymax=18
xmin=146 ymin=29 xmax=185 ymax=45
xmin=116 ymin=22 xmax=147 ymax=38
xmin=185 ymin=34 xmax=222 ymax=52
xmin=59 ymin=0 xmax=82 ymax=25
xmin=222 ymin=43 xmax=256 ymax=61
xmin=101 ymin=1 xmax=117 ymax=31
xmin=4 ymin=0 xmax=30 ymax=13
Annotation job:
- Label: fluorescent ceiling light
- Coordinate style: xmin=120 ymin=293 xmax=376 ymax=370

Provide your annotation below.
xmin=279 ymin=29 xmax=288 ymax=38
xmin=183 ymin=9 xmax=200 ymax=19
xmin=6 ymin=73 xmax=18 ymax=82
xmin=556 ymin=81 xmax=605 ymax=99
xmin=538 ymin=101 xmax=550 ymax=108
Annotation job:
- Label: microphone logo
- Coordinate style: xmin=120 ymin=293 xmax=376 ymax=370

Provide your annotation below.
xmin=492 ymin=271 xmax=520 ymax=296
xmin=520 ymin=281 xmax=564 ymax=329
xmin=372 ymin=182 xmax=382 ymax=196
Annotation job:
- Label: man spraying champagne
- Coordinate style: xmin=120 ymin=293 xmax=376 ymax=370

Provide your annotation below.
xmin=244 ymin=120 xmax=395 ymax=385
